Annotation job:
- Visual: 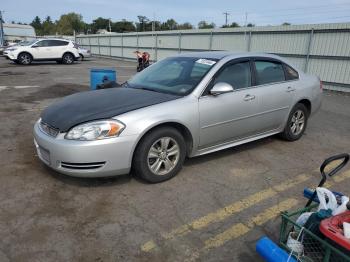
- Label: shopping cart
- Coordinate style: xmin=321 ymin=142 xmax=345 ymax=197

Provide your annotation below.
xmin=257 ymin=153 xmax=350 ymax=262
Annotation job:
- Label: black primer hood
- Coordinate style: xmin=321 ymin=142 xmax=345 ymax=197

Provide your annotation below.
xmin=41 ymin=87 xmax=179 ymax=132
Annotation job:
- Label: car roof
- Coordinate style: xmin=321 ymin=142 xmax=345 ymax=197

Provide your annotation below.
xmin=175 ymin=51 xmax=285 ymax=61
xmin=36 ymin=38 xmax=70 ymax=42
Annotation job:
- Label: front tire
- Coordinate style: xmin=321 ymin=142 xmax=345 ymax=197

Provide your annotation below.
xmin=18 ymin=53 xmax=32 ymax=65
xmin=132 ymin=127 xmax=186 ymax=183
xmin=62 ymin=53 xmax=74 ymax=64
xmin=280 ymin=103 xmax=308 ymax=141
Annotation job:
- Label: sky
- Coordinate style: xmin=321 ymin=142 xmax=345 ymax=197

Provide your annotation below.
xmin=2 ymin=0 xmax=350 ymax=27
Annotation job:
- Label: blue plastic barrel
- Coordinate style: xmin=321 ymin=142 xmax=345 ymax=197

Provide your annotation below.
xmin=90 ymin=68 xmax=117 ymax=90
xmin=256 ymin=237 xmax=297 ymax=262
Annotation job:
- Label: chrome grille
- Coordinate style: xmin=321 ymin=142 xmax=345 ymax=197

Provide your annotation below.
xmin=39 ymin=121 xmax=59 ymax=137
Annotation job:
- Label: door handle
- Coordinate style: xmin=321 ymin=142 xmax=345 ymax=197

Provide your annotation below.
xmin=244 ymin=94 xmax=255 ymax=101
xmin=286 ymin=86 xmax=296 ymax=92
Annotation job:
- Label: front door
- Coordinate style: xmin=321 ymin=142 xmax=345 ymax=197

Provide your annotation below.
xmin=198 ymin=60 xmax=260 ymax=148
xmin=31 ymin=40 xmax=52 ymax=59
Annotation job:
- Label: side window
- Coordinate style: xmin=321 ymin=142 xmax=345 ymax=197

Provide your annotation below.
xmin=35 ymin=40 xmax=50 ymax=47
xmin=284 ymin=64 xmax=299 ymax=80
xmin=48 ymin=40 xmax=68 ymax=46
xmin=254 ymin=60 xmax=285 ymax=85
xmin=214 ymin=61 xmax=251 ymax=90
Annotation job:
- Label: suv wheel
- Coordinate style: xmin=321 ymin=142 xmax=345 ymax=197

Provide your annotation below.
xmin=280 ymin=103 xmax=308 ymax=141
xmin=18 ymin=53 xmax=32 ymax=65
xmin=62 ymin=53 xmax=74 ymax=64
xmin=133 ymin=127 xmax=186 ymax=183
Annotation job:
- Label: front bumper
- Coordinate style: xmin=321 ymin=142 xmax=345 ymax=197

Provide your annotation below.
xmin=3 ymin=51 xmax=16 ymax=60
xmin=33 ymin=121 xmax=137 ymax=177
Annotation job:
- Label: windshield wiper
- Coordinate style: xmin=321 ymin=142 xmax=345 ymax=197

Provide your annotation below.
xmin=136 ymin=87 xmax=160 ymax=93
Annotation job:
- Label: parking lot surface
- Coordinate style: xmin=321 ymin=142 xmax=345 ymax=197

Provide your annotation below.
xmin=0 ymin=57 xmax=350 ymax=262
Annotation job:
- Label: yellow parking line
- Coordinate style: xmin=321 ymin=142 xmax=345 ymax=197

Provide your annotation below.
xmin=204 ymin=198 xmax=299 ymax=250
xmin=170 ymin=174 xmax=308 ymax=233
xmin=141 ymin=167 xmax=350 ymax=253
xmin=141 ymin=174 xmax=309 ymax=252
xmin=141 ymin=240 xmax=157 ymax=252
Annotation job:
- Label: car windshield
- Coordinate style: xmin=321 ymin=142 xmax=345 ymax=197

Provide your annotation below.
xmin=127 ymin=57 xmax=218 ymax=96
xmin=19 ymin=40 xmax=38 ymax=46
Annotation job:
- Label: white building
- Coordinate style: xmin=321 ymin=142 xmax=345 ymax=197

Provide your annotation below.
xmin=3 ymin=23 xmax=36 ymax=42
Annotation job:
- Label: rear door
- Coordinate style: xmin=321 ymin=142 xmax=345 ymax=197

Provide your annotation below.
xmin=251 ymin=59 xmax=296 ymax=133
xmin=49 ymin=40 xmax=69 ymax=58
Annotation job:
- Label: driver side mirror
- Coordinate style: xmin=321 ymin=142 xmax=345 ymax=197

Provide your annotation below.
xmin=210 ymin=82 xmax=234 ymax=96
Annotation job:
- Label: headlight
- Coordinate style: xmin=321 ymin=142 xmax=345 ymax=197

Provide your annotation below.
xmin=6 ymin=48 xmax=17 ymax=51
xmin=65 ymin=120 xmax=125 ymax=141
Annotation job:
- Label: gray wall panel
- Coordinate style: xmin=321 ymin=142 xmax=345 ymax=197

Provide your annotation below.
xmin=77 ymin=23 xmax=350 ymax=91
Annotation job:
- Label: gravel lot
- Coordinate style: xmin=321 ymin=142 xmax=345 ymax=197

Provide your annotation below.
xmin=0 ymin=57 xmax=350 ymax=262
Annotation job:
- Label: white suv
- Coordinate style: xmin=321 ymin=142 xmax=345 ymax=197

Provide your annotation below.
xmin=3 ymin=39 xmax=80 ymax=65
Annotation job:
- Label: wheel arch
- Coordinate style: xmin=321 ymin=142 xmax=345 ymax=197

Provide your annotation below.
xmin=62 ymin=51 xmax=75 ymax=59
xmin=296 ymin=98 xmax=312 ymax=116
xmin=130 ymin=121 xmax=194 ymax=165
xmin=17 ymin=51 xmax=33 ymax=60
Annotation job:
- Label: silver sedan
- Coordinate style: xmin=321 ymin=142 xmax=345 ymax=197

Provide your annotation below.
xmin=33 ymin=52 xmax=322 ymax=183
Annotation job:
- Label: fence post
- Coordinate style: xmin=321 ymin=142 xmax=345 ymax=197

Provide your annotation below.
xmin=178 ymin=32 xmax=182 ymax=53
xmin=155 ymin=33 xmax=158 ymax=61
xmin=88 ymin=36 xmax=91 ymax=53
xmin=247 ymin=31 xmax=252 ymax=52
xmin=121 ymin=34 xmax=124 ymax=60
xmin=109 ymin=35 xmax=112 ymax=57
xmin=209 ymin=31 xmax=213 ymax=50
xmin=98 ymin=36 xmax=101 ymax=56
xmin=304 ymin=28 xmax=314 ymax=73
xmin=137 ymin=33 xmax=139 ymax=51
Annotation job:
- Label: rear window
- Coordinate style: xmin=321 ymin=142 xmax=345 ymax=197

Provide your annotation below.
xmin=49 ymin=40 xmax=69 ymax=46
xmin=284 ymin=64 xmax=299 ymax=80
xmin=254 ymin=60 xmax=286 ymax=85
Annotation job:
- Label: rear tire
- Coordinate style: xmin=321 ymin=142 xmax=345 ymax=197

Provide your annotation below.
xmin=18 ymin=52 xmax=32 ymax=65
xmin=280 ymin=103 xmax=308 ymax=141
xmin=62 ymin=53 xmax=74 ymax=64
xmin=132 ymin=127 xmax=186 ymax=183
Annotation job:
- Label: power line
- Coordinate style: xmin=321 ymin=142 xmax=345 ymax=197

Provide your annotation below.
xmin=249 ymin=8 xmax=350 ymax=20
xmin=227 ymin=2 xmax=350 ymax=16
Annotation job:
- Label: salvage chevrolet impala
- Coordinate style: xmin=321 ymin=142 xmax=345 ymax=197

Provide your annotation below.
xmin=33 ymin=52 xmax=322 ymax=183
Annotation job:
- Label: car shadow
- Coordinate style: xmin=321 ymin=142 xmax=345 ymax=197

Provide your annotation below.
xmin=44 ymin=164 xmax=133 ymax=187
xmin=184 ymin=136 xmax=276 ymax=167
xmin=6 ymin=61 xmax=82 ymax=66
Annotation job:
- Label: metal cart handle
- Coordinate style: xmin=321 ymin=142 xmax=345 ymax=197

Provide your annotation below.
xmin=319 ymin=153 xmax=349 ymax=184
xmin=305 ymin=153 xmax=349 ymax=207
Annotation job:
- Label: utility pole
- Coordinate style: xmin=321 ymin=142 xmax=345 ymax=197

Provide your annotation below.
xmin=108 ymin=19 xmax=112 ymax=32
xmin=223 ymin=12 xmax=230 ymax=27
xmin=0 ymin=11 xmax=4 ymax=46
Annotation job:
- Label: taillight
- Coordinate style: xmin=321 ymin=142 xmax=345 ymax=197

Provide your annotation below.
xmin=320 ymin=81 xmax=323 ymax=90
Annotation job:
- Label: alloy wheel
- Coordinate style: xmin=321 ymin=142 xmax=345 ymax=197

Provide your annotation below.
xmin=290 ymin=110 xmax=305 ymax=136
xmin=64 ymin=55 xmax=73 ymax=64
xmin=147 ymin=137 xmax=180 ymax=176
xmin=20 ymin=54 xmax=31 ymax=65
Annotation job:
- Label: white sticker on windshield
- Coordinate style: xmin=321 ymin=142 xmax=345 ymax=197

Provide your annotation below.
xmin=195 ymin=59 xmax=216 ymax=66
